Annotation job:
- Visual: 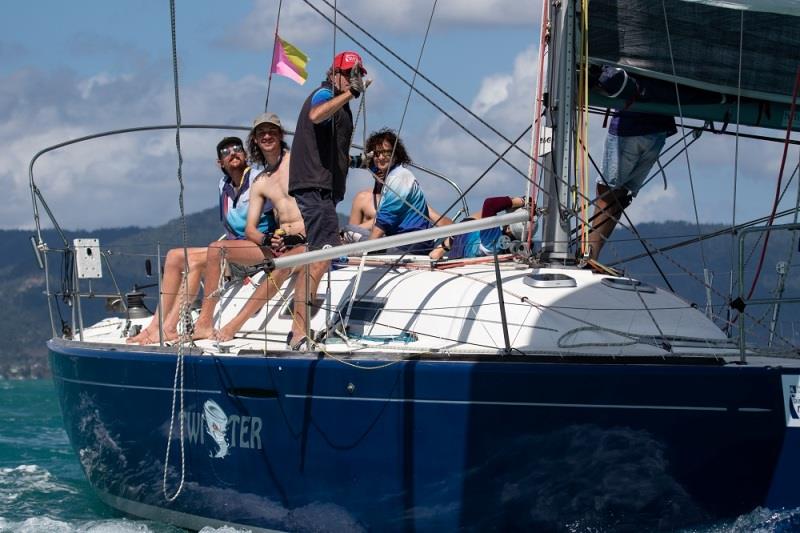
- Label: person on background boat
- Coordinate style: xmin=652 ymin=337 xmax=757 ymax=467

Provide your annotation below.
xmin=287 ymin=50 xmax=370 ymax=350
xmin=429 ymin=196 xmax=528 ymax=261
xmin=203 ymin=113 xmax=308 ymax=342
xmin=588 ymin=66 xmax=677 ymax=261
xmin=127 ymin=135 xmax=275 ymax=345
xmin=366 ymin=128 xmax=449 ymax=254
xmin=191 ymin=113 xmax=292 ymax=340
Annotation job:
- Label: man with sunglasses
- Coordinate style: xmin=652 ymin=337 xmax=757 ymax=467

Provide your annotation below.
xmin=287 ymin=50 xmax=370 ymax=350
xmin=128 ymin=136 xmax=275 ymax=344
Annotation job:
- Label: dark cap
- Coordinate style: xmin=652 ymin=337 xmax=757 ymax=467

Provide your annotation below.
xmin=216 ymin=136 xmax=243 ymax=159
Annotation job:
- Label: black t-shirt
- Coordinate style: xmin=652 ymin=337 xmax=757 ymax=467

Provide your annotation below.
xmin=289 ymin=81 xmax=354 ymax=202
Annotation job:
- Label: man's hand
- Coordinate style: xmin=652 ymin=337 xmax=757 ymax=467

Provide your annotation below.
xmin=349 ymin=151 xmax=373 ymax=168
xmin=349 ymin=69 xmax=372 ymax=98
xmin=270 ymin=229 xmax=286 ymax=256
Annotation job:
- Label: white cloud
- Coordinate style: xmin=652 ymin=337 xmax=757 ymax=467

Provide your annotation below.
xmin=227 ymin=0 xmax=537 ymax=50
xmin=472 ymin=75 xmax=512 ymax=115
xmin=0 ymin=65 xmax=276 ymax=231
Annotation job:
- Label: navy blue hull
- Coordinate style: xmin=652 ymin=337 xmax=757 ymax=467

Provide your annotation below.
xmin=49 ymin=340 xmax=800 ymax=532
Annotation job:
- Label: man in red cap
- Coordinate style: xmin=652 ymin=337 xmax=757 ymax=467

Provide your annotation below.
xmin=287 ymin=50 xmax=370 ymax=350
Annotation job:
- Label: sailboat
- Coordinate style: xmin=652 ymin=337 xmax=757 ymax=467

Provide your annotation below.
xmin=34 ymin=0 xmax=800 ymax=531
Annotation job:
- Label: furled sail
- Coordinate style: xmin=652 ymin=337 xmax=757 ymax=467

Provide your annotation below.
xmin=588 ymin=0 xmax=800 ymax=129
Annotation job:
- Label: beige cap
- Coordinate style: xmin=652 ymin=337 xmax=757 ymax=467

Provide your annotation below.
xmin=252 ymin=112 xmax=283 ymax=131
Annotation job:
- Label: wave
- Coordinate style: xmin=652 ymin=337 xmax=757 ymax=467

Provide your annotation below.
xmin=0 ymin=515 xmax=255 ymax=532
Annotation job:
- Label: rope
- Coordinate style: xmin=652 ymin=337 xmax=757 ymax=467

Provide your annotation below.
xmin=527 ymin=0 xmax=550 ymax=248
xmin=576 ymin=0 xmax=590 ymax=257
xmin=392 ymin=0 xmax=437 ymax=150
xmin=163 ymin=0 xmax=186 ymax=502
xmin=746 ymin=65 xmax=800 ymax=300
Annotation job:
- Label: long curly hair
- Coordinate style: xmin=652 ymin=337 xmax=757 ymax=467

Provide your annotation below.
xmin=366 ymin=128 xmax=412 ymax=167
xmin=247 ymin=131 xmax=288 ymax=169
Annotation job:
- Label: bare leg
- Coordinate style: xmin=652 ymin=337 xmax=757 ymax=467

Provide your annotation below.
xmin=128 ymin=247 xmax=206 ymax=344
xmin=213 ymin=245 xmax=305 ymax=341
xmin=288 ymin=258 xmax=329 ymax=345
xmin=588 ymin=184 xmax=628 ymax=261
xmin=193 ymin=240 xmax=270 ymax=340
xmin=213 ymin=268 xmax=293 ymax=342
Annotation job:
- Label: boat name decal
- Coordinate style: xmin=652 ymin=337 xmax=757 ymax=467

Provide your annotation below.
xmin=182 ymin=399 xmax=263 ymax=457
xmin=782 ymin=375 xmax=800 ymax=427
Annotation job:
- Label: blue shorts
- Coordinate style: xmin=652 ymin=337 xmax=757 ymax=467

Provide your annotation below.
xmin=599 ymin=132 xmax=667 ymax=196
xmin=293 ymin=188 xmax=341 ymax=250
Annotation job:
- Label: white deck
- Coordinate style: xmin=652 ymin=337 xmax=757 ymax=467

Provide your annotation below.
xmin=74 ymin=256 xmax=785 ymax=362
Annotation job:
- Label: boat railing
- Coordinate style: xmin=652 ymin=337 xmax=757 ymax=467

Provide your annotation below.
xmin=268 ymin=210 xmax=530 ymax=271
xmin=27 ymin=124 xmax=476 ymax=342
xmin=737 ymin=223 xmax=800 ymax=362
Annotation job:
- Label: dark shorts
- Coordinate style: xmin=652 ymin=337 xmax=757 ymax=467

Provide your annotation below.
xmin=386 ymin=240 xmax=436 ymax=255
xmin=293 ymin=188 xmax=341 ymax=250
xmin=283 ymin=233 xmax=308 ymax=248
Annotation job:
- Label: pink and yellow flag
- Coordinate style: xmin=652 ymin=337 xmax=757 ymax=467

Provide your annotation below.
xmin=270 ymin=35 xmax=309 ymax=85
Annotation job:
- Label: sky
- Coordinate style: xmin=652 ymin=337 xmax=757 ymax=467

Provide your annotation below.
xmin=2 ymin=0 xmax=799 ymax=237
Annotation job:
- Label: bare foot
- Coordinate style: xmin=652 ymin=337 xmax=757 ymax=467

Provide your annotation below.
xmin=127 ymin=327 xmax=156 ymax=344
xmin=192 ymin=324 xmax=214 ymax=340
xmin=127 ymin=328 xmax=178 ymax=345
xmin=126 ymin=332 xmax=145 ymax=344
xmin=212 ymin=326 xmax=237 ymax=342
xmin=134 ymin=330 xmax=159 ymax=345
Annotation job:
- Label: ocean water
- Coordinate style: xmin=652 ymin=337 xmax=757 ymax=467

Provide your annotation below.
xmin=0 ymin=379 xmax=250 ymax=533
xmin=2 ymin=379 xmax=800 ymax=533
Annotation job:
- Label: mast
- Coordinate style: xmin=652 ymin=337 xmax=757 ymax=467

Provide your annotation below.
xmin=539 ymin=0 xmax=579 ymax=263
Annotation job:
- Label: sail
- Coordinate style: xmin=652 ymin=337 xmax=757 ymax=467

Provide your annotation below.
xmin=588 ymin=0 xmax=800 ymax=129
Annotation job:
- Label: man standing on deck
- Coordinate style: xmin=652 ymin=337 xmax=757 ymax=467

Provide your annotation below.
xmin=588 ymin=66 xmax=677 ymax=261
xmin=287 ymin=50 xmax=370 ymax=350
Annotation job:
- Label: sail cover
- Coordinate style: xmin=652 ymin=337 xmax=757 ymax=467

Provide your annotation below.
xmin=588 ymin=0 xmax=800 ymax=104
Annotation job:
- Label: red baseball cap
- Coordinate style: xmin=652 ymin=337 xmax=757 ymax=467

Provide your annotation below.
xmin=333 ymin=51 xmax=367 ymax=74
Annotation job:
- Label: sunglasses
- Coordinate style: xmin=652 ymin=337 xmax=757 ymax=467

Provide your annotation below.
xmin=219 ymin=145 xmax=244 ymax=158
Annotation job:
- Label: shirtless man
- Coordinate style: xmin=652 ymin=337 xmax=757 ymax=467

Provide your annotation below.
xmin=211 ymin=118 xmax=308 ymax=341
xmin=341 ymin=182 xmax=382 ymax=242
xmin=193 ymin=113 xmax=292 ymax=340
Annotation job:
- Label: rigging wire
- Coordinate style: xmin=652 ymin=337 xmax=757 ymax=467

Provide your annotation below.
xmin=299 ymin=0 xmax=540 ymax=190
xmin=313 ymin=0 xmax=533 ymax=164
xmin=264 ymin=0 xmax=284 ymax=112
xmin=611 ymin=203 xmax=800 ymax=266
xmin=661 ymin=1 xmax=709 ymax=291
xmin=746 ymin=66 xmax=800 ymax=300
xmin=580 ymin=139 xmax=676 ymax=292
xmin=389 ymin=0 xmax=438 ymax=171
xmin=726 ymin=10 xmax=745 ymax=330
